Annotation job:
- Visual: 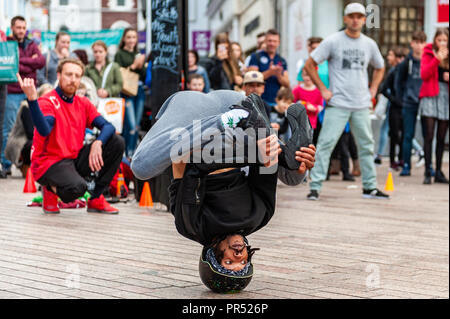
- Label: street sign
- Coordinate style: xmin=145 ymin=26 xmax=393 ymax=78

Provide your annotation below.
xmin=192 ymin=31 xmax=211 ymax=52
xmin=437 ymin=0 xmax=449 ymax=23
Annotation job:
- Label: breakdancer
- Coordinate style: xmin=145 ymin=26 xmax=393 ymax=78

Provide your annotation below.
xmin=132 ymin=91 xmax=316 ymax=293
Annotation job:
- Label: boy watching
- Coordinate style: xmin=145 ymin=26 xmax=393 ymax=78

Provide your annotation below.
xmin=396 ymin=31 xmax=427 ymax=177
xmin=187 ymin=74 xmax=206 ymax=93
xmin=271 ymin=87 xmax=294 ymax=142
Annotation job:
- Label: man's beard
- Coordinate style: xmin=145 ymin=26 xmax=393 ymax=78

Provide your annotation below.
xmin=13 ymin=34 xmax=25 ymax=42
xmin=61 ymin=83 xmax=78 ymax=96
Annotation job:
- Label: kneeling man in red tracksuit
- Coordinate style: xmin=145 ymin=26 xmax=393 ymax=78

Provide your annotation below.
xmin=17 ymin=58 xmax=124 ymax=214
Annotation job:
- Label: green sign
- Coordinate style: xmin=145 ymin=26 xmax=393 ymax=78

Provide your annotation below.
xmin=40 ymin=29 xmax=124 ymax=51
xmin=0 ymin=42 xmax=19 ymax=84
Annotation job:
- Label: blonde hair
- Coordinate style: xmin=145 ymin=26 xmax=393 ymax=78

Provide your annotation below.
xmin=37 ymin=83 xmax=54 ymax=97
xmin=92 ymin=40 xmax=108 ymax=52
xmin=56 ymin=58 xmax=86 ymax=75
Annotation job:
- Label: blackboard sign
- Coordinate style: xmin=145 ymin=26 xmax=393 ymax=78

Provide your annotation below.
xmin=151 ymin=0 xmax=188 ymax=120
xmin=146 ymin=0 xmax=187 ymax=206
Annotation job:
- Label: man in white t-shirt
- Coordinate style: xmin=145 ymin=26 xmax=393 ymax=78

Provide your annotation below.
xmin=304 ymin=3 xmax=389 ymax=201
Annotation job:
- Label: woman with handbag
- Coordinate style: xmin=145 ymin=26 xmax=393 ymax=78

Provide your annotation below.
xmin=85 ymin=41 xmax=123 ymax=99
xmin=114 ymin=28 xmax=147 ymax=159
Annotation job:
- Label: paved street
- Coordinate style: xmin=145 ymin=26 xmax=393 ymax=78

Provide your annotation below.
xmin=0 ymin=157 xmax=448 ymax=299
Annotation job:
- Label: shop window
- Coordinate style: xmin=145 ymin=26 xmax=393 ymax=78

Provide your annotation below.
xmin=344 ymin=0 xmax=425 ymax=56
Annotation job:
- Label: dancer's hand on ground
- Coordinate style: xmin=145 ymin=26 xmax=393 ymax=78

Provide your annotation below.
xmin=16 ymin=73 xmax=37 ymax=101
xmin=89 ymin=140 xmax=104 ymax=172
xmin=258 ymin=135 xmax=282 ymax=168
xmin=295 ymin=144 xmax=316 ymax=174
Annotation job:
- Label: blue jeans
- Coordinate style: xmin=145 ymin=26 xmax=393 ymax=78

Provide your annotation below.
xmin=402 ymin=105 xmax=419 ymax=168
xmin=122 ymin=85 xmax=145 ymax=158
xmin=2 ymin=93 xmax=26 ymax=169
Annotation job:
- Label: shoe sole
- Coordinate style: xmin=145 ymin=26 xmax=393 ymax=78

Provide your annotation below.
xmin=286 ymin=104 xmax=313 ymax=148
xmin=247 ymin=94 xmax=271 ymax=127
xmin=362 ymin=195 xmax=390 ymax=200
xmin=43 ymin=210 xmax=60 ymax=214
xmin=279 ymin=104 xmax=313 ymax=170
xmin=87 ymin=209 xmax=119 ymax=215
xmin=307 ymin=193 xmax=319 ymax=201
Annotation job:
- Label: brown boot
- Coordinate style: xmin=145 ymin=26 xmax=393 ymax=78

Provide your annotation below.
xmin=20 ymin=164 xmax=30 ymax=178
xmin=330 ymin=159 xmax=341 ymax=175
xmin=352 ymin=159 xmax=361 ymax=177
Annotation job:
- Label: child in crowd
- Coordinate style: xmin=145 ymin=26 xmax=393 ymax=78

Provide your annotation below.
xmin=187 ymin=74 xmax=206 ymax=93
xmin=76 ymin=82 xmax=87 ymax=98
xmin=292 ymin=68 xmax=324 ymax=134
xmin=396 ymin=31 xmax=428 ymax=177
xmin=270 ymin=87 xmax=293 ymax=142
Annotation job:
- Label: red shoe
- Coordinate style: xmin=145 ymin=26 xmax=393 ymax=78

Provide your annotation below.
xmin=87 ymin=195 xmax=119 ymax=214
xmin=43 ymin=187 xmax=60 ymax=214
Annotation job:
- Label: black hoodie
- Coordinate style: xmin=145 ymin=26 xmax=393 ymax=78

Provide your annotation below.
xmin=169 ymin=165 xmax=277 ymax=246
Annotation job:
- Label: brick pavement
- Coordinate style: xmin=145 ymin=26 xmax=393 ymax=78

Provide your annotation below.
xmin=0 ymin=158 xmax=448 ymax=299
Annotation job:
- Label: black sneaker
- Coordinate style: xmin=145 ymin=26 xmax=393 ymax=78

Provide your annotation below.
xmin=0 ymin=170 xmax=7 ymax=179
xmin=232 ymin=94 xmax=271 ymax=138
xmin=279 ymin=103 xmax=313 ymax=170
xmin=435 ymin=171 xmax=449 ymax=184
xmin=343 ymin=173 xmax=355 ymax=182
xmin=363 ymin=189 xmax=390 ymax=200
xmin=245 ymin=93 xmax=271 ymax=127
xmin=307 ymin=190 xmax=319 ymax=201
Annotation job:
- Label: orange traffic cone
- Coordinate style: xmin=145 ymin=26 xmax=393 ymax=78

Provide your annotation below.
xmin=139 ymin=182 xmax=153 ymax=207
xmin=116 ymin=173 xmax=125 ymax=197
xmin=385 ymin=172 xmax=395 ymax=192
xmin=23 ymin=168 xmax=37 ymax=193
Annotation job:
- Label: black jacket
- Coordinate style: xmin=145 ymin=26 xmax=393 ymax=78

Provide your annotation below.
xmin=381 ymin=66 xmax=403 ymax=109
xmin=200 ymin=56 xmax=233 ymax=91
xmin=169 ymin=165 xmax=277 ymax=246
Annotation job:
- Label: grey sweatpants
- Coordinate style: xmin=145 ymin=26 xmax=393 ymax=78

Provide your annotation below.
xmin=131 ymin=90 xmax=305 ymax=185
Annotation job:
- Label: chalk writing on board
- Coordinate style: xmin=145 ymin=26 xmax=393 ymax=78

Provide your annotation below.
xmin=152 ymin=0 xmax=180 ymax=75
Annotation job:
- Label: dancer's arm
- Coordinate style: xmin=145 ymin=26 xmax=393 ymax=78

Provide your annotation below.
xmin=295 ymin=144 xmax=316 ymax=175
xmin=278 ymin=144 xmax=316 ymax=186
xmin=172 ymin=162 xmax=187 ymax=179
